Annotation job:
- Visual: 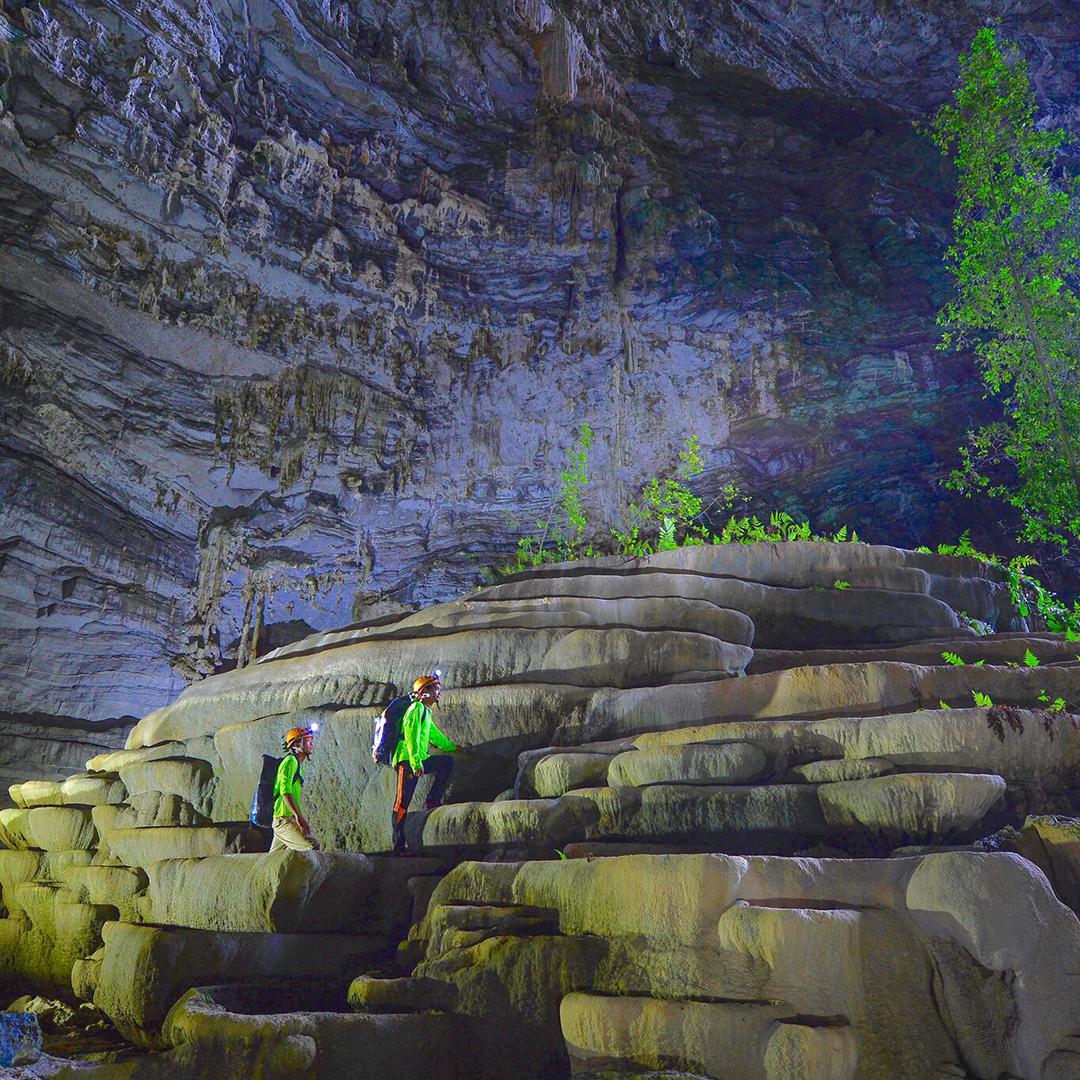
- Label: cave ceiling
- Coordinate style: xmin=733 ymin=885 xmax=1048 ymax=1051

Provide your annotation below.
xmin=0 ymin=0 xmax=1077 ymax=722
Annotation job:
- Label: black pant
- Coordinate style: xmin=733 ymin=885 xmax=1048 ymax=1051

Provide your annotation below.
xmin=392 ymin=755 xmax=454 ymax=853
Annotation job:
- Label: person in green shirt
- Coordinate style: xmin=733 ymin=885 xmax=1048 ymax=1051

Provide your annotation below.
xmin=270 ymin=725 xmax=321 ymax=852
xmin=391 ymin=673 xmax=458 ymax=856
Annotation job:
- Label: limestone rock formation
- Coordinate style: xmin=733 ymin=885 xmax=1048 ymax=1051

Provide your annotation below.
xmin=0 ymin=542 xmax=1078 ymax=1077
xmin=3 ymin=0 xmax=1078 ymax=736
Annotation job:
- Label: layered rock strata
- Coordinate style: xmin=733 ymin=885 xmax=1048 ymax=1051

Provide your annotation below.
xmin=4 ymin=0 xmax=1078 ymax=730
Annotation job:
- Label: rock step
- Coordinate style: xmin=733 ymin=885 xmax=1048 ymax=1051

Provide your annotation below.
xmin=9 ymin=772 xmax=125 ymax=809
xmin=0 ymin=805 xmax=97 ymax=851
xmin=749 ymin=632 xmax=1079 ymax=674
xmin=118 ymin=757 xmax=215 ymax=817
xmin=92 ymin=921 xmax=386 ymax=1047
xmin=560 ymin=991 xmax=856 ymax=1080
xmin=422 ymin=773 xmax=1006 ymax=854
xmin=263 ymin=594 xmax=756 ymax=663
xmin=159 ymin=986 xmax=485 ymax=1078
xmin=102 ymin=824 xmax=265 ymax=867
xmin=140 ymin=851 xmax=445 ymax=935
xmin=568 ymin=662 xmax=1080 ymax=746
xmin=130 ymin=626 xmax=750 ymax=750
xmin=474 ymin=570 xmax=973 ymax=650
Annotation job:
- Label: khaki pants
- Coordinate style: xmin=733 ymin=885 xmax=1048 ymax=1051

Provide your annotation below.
xmin=269 ymin=816 xmax=321 ymax=852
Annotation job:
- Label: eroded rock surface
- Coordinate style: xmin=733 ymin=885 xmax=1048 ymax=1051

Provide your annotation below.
xmin=0 ymin=544 xmax=1078 ymax=1078
xmin=3 ymin=0 xmax=1077 ymax=730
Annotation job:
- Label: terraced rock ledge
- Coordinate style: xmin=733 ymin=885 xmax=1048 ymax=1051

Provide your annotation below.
xmin=2 ymin=543 xmax=1079 ymax=1079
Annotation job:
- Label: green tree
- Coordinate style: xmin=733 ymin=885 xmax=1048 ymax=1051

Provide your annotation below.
xmin=930 ymin=26 xmax=1080 ymax=551
xmin=513 ymin=423 xmax=593 ymax=568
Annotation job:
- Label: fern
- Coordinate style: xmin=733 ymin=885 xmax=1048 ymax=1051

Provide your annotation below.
xmin=972 ymin=690 xmax=994 ymax=708
xmin=1023 ymin=648 xmax=1040 ymax=668
xmin=941 ymin=651 xmax=966 ymax=666
xmin=833 ymin=580 xmax=851 ymax=590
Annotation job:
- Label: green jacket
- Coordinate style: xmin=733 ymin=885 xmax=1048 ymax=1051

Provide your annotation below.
xmin=392 ymin=700 xmax=457 ymax=772
xmin=272 ymin=752 xmax=303 ymax=819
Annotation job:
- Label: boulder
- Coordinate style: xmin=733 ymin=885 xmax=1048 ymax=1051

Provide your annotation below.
xmin=348 ymin=974 xmax=456 ymax=1013
xmin=157 ymin=986 xmax=485 ymax=1079
xmin=532 ymin=753 xmax=613 ymax=797
xmin=818 ymin=773 xmax=1006 ymax=838
xmin=0 ymin=808 xmax=33 ymax=849
xmin=93 ymin=921 xmax=383 ymax=1046
xmin=59 ymin=865 xmax=147 ymax=923
xmin=8 ymin=781 xmax=62 ymax=809
xmin=1017 ymin=815 xmax=1080 ymax=915
xmin=905 ymin=852 xmax=1080 ymax=1079
xmin=607 ymin=742 xmax=768 ymax=787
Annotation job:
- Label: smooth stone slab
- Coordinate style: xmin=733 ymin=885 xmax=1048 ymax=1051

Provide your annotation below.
xmin=572 ymin=783 xmax=828 ymax=842
xmin=104 ymin=825 xmax=264 ymax=867
xmin=818 ymin=773 xmax=1006 ymax=837
xmin=58 ymin=773 xmax=126 ymax=807
xmin=608 ymin=742 xmax=768 ymax=787
xmin=23 ymin=807 xmax=98 ymax=852
xmin=422 ymin=796 xmax=599 ymax=851
xmin=144 ymin=851 xmax=374 ymax=933
xmin=790 ymin=758 xmax=896 ymax=783
xmin=533 ymin=753 xmax=613 ymax=797
xmin=8 ymin=781 xmax=62 ymax=809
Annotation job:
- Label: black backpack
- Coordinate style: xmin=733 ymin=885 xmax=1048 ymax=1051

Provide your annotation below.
xmin=372 ymin=695 xmax=411 ymax=767
xmin=249 ymin=753 xmax=303 ymax=827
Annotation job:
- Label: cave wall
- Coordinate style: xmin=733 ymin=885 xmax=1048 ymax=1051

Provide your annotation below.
xmin=0 ymin=0 xmax=1077 ymax=723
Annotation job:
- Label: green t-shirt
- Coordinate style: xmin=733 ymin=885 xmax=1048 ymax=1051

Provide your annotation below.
xmin=272 ymin=752 xmax=303 ymax=818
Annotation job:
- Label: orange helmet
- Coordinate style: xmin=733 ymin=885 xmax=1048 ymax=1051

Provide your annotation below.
xmin=412 ymin=671 xmax=441 ymax=695
xmin=281 ymin=724 xmax=317 ymax=751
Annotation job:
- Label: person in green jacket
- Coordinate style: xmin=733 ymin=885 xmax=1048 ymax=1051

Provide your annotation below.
xmin=391 ymin=673 xmax=457 ymax=856
xmin=270 ymin=725 xmax=322 ymax=852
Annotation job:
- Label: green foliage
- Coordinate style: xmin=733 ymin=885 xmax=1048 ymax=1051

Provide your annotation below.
xmin=1023 ymin=648 xmax=1040 ymax=667
xmin=716 ymin=510 xmax=858 ymax=546
xmin=939 ymin=700 xmax=953 ymax=710
xmin=941 ymin=651 xmax=965 ymax=666
xmin=832 ymin=580 xmax=850 ymax=590
xmin=513 ymin=424 xmax=595 ymax=570
xmin=931 ymin=532 xmax=1080 ymax=637
xmin=972 ymin=690 xmax=995 ymax=708
xmin=612 ymin=436 xmax=735 ymax=557
xmin=930 ymin=27 xmax=1080 ymax=551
